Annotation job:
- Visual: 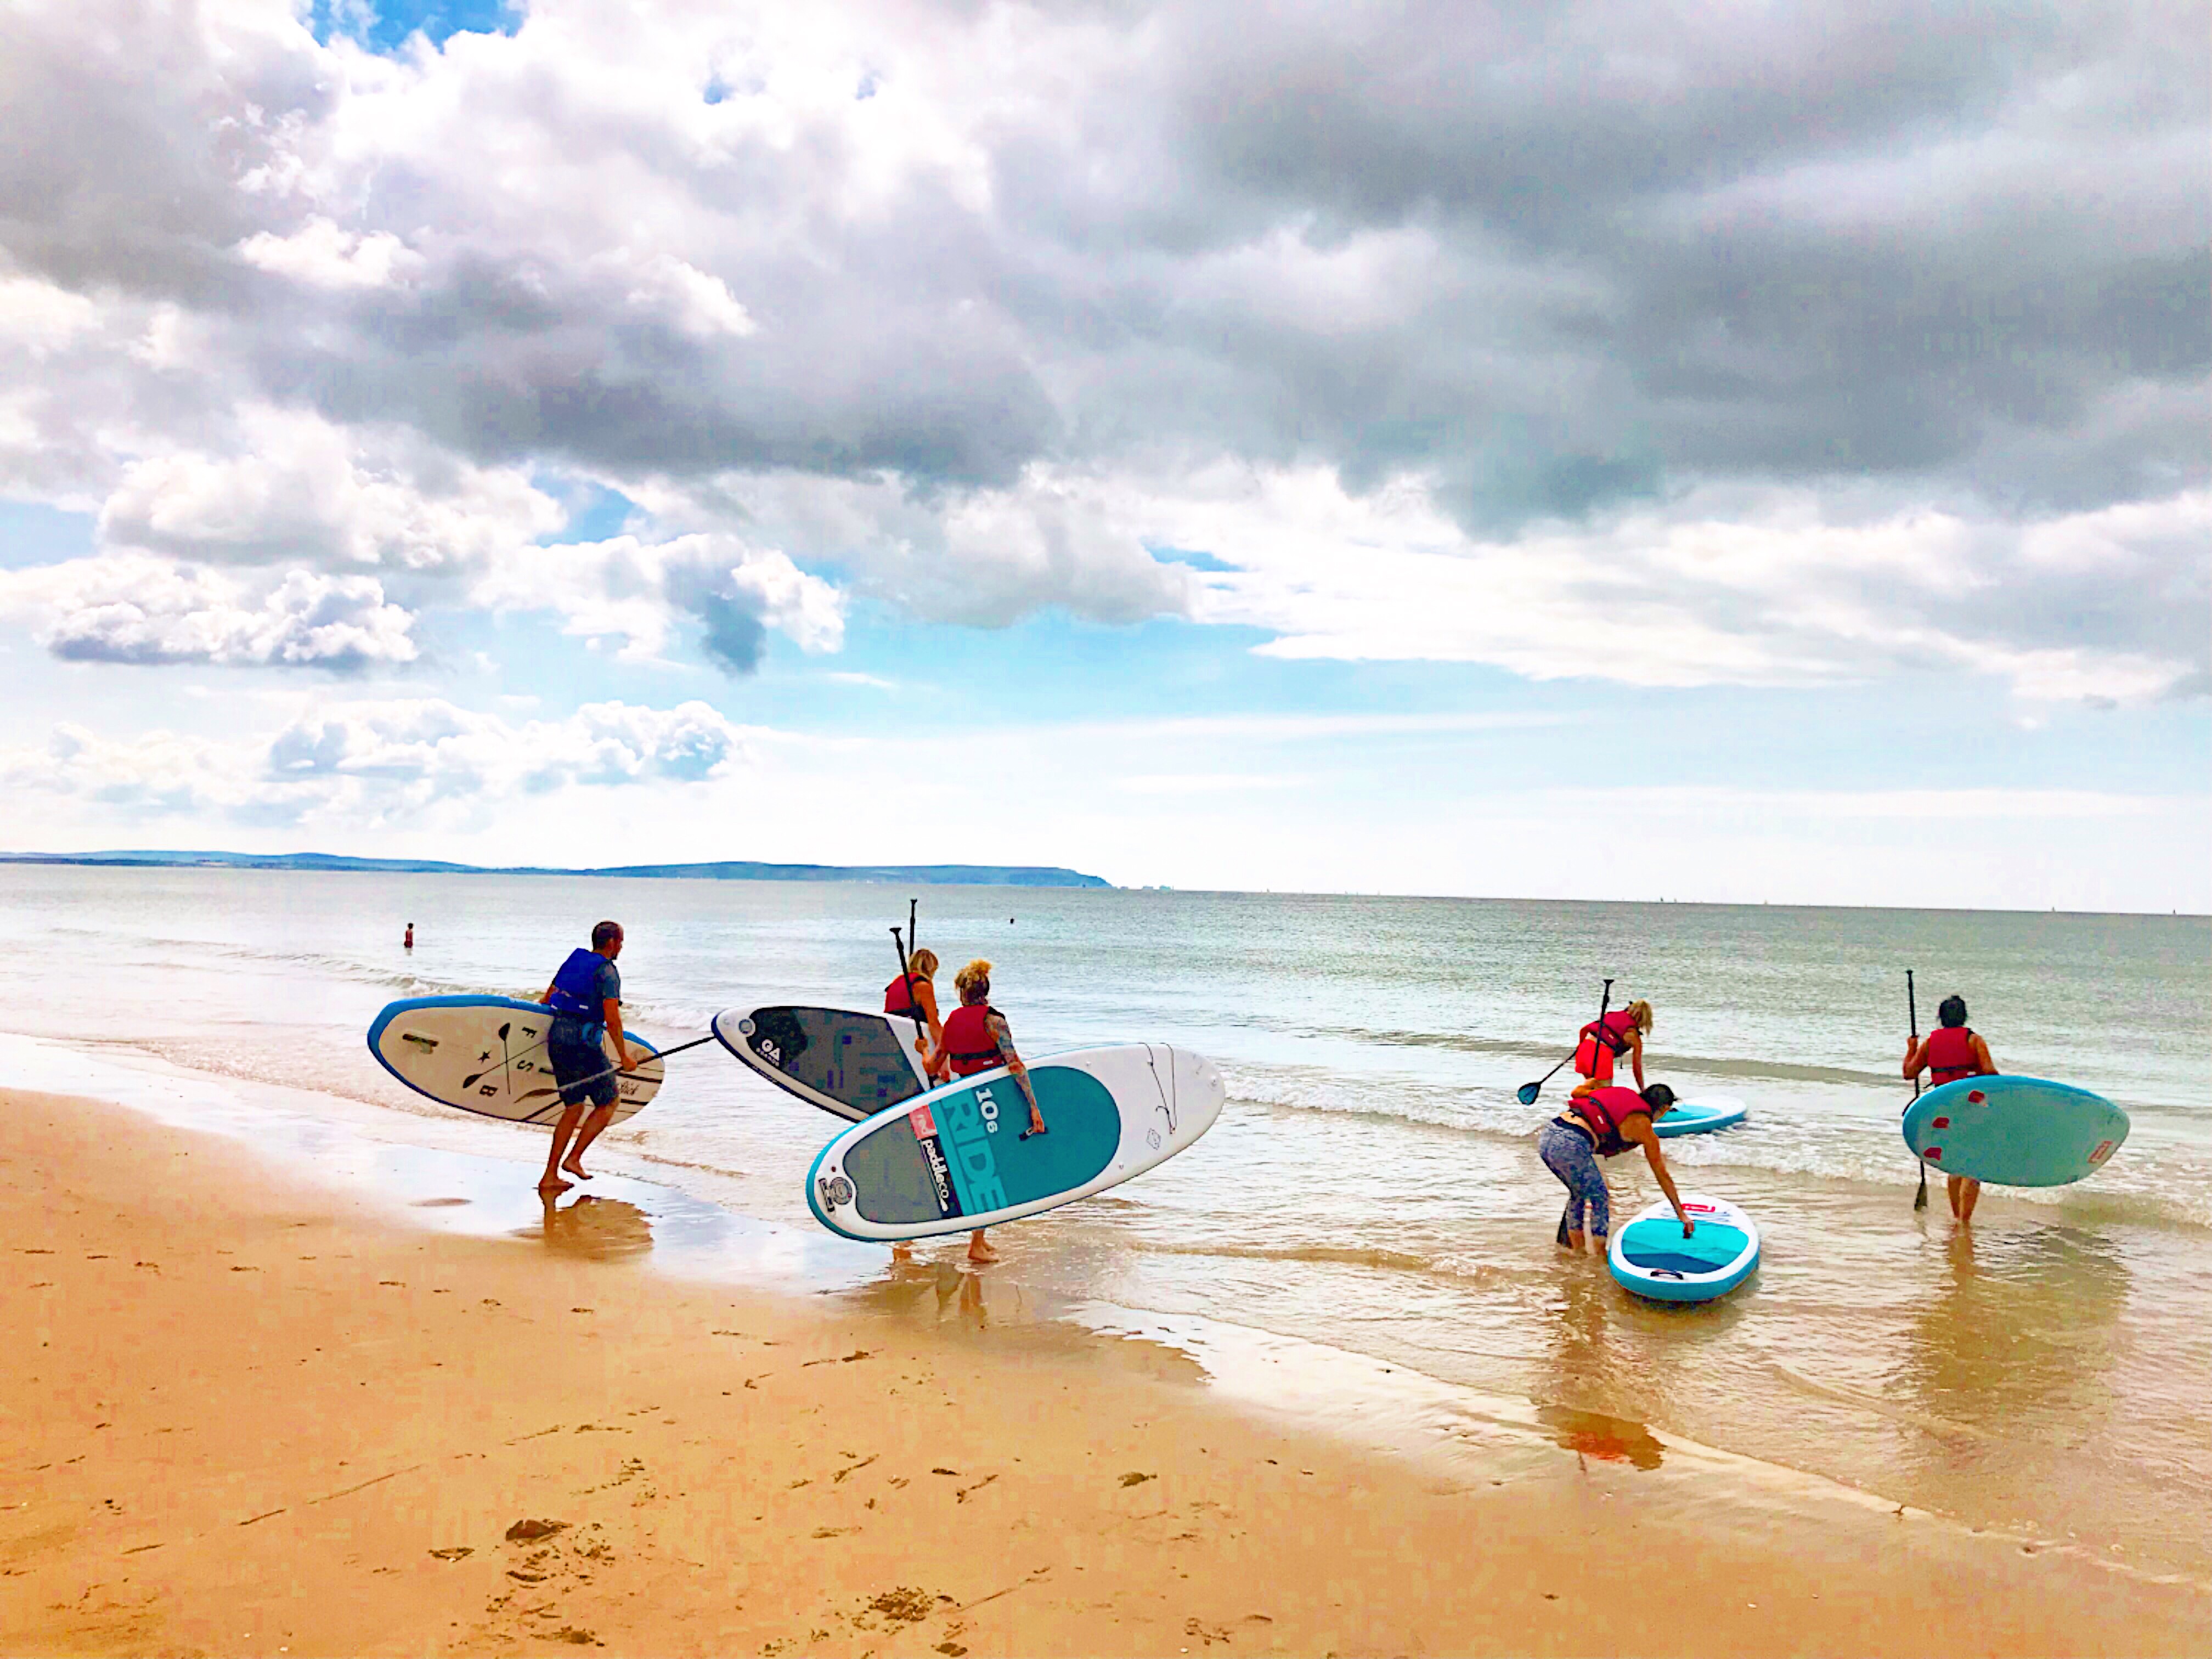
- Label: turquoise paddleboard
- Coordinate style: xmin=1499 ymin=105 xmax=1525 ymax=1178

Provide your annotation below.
xmin=805 ymin=1044 xmax=1223 ymax=1242
xmin=1656 ymin=1094 xmax=1747 ymax=1138
xmin=1901 ymin=1075 xmax=2128 ymax=1187
xmin=1608 ymin=1193 xmax=1760 ymax=1303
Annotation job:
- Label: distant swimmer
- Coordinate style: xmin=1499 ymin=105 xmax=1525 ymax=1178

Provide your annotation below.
xmin=1541 ymin=1078 xmax=1690 ymax=1254
xmin=1903 ymin=994 xmax=1997 ymax=1225
xmin=1574 ymin=998 xmax=1652 ymax=1091
xmin=403 ymin=922 xmax=414 ymax=950
xmin=885 ymin=947 xmax=950 ymax=1084
xmin=535 ymin=920 xmax=635 ymax=1195
xmin=939 ymin=958 xmax=1047 ymax=1263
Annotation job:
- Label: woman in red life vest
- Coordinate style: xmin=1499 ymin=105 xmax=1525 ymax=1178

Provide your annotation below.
xmin=1903 ymin=993 xmax=1998 ymax=1225
xmin=940 ymin=959 xmax=1047 ymax=1263
xmin=884 ymin=947 xmax=949 ymax=1083
xmin=1573 ymin=999 xmax=1652 ymax=1090
xmin=1536 ymin=1076 xmax=1692 ymax=1253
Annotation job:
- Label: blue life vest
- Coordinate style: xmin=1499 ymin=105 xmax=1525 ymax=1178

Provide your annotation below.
xmin=546 ymin=948 xmax=608 ymax=1025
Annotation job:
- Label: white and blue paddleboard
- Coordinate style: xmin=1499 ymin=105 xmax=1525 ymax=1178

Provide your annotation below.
xmin=805 ymin=1044 xmax=1224 ymax=1242
xmin=713 ymin=1005 xmax=932 ymax=1123
xmin=1609 ymin=1193 xmax=1759 ymax=1304
xmin=368 ymin=995 xmax=665 ymax=1126
xmin=1656 ymin=1094 xmax=1748 ymax=1138
xmin=1903 ymin=1075 xmax=2128 ymax=1187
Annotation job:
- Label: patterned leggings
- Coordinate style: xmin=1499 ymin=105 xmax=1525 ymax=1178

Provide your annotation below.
xmin=1539 ymin=1120 xmax=1611 ymax=1238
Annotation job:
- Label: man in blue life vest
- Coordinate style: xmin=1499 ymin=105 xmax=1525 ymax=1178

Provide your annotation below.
xmin=536 ymin=919 xmax=635 ymax=1193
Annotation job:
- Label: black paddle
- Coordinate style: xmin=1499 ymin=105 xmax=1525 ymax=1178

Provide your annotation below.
xmin=1908 ymin=968 xmax=1928 ymax=1211
xmin=1520 ymin=977 xmax=1613 ymax=1107
xmin=514 ymin=1032 xmax=720 ymax=1103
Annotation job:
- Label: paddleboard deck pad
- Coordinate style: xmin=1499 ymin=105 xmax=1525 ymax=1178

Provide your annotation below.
xmin=1609 ymin=1193 xmax=1759 ymax=1304
xmin=368 ymin=996 xmax=664 ymax=1126
xmin=1902 ymin=1075 xmax=2128 ymax=1187
xmin=1656 ymin=1095 xmax=1748 ymax=1138
xmin=714 ymin=1005 xmax=932 ymax=1122
xmin=805 ymin=1044 xmax=1224 ymax=1241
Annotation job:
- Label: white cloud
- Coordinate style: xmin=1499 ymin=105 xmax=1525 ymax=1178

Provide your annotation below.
xmin=471 ymin=532 xmax=844 ymax=670
xmin=97 ymin=405 xmax=563 ymax=572
xmin=2 ymin=696 xmax=755 ymax=830
xmin=0 ymin=554 xmax=417 ymax=670
xmin=237 ymin=218 xmax=425 ymax=289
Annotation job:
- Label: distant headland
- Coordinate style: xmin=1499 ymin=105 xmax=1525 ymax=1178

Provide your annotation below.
xmin=0 ymin=849 xmax=1113 ymax=889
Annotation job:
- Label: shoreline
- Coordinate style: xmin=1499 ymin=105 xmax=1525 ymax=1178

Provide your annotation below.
xmin=4 ymin=1074 xmax=2205 ymax=1654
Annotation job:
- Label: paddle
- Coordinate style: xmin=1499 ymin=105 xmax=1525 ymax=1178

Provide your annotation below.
xmin=892 ymin=900 xmax=938 ymax=1083
xmin=1519 ymin=977 xmax=1613 ymax=1107
xmin=1908 ymin=968 xmax=1928 ymax=1211
xmin=513 ymin=1032 xmax=719 ymax=1103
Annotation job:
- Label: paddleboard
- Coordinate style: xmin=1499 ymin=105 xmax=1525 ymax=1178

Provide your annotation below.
xmin=1609 ymin=1193 xmax=1759 ymax=1304
xmin=713 ymin=1005 xmax=932 ymax=1122
xmin=804 ymin=1044 xmax=1224 ymax=1242
xmin=1901 ymin=1075 xmax=2128 ymax=1187
xmin=368 ymin=995 xmax=665 ymax=1126
xmin=1656 ymin=1094 xmax=1748 ymax=1138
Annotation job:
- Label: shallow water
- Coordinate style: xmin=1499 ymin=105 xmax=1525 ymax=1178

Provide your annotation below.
xmin=5 ymin=867 xmax=2208 ymax=1577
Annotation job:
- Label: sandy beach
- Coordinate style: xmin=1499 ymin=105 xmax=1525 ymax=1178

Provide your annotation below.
xmin=3 ymin=1084 xmax=2202 ymax=1657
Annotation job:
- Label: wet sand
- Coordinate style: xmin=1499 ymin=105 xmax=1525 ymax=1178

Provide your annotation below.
xmin=2 ymin=1086 xmax=2202 ymax=1657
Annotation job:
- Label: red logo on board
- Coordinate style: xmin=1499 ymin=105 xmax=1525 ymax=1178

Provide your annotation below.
xmin=909 ymin=1103 xmax=938 ymax=1138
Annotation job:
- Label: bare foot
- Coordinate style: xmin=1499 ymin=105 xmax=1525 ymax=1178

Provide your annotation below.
xmin=890 ymin=1243 xmax=914 ymax=1262
xmin=537 ymin=1177 xmax=573 ymax=1195
xmin=967 ymin=1235 xmax=999 ymax=1263
xmin=561 ymin=1160 xmax=592 ymax=1181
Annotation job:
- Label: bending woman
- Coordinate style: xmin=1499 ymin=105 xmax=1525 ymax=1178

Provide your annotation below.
xmin=885 ymin=946 xmax=949 ymax=1082
xmin=1539 ymin=1077 xmax=1691 ymax=1254
xmin=939 ymin=959 xmax=1047 ymax=1263
xmin=1574 ymin=999 xmax=1653 ymax=1091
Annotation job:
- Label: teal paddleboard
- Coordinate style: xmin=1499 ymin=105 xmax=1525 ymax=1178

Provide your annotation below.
xmin=1901 ymin=1075 xmax=2128 ymax=1187
xmin=1656 ymin=1094 xmax=1747 ymax=1138
xmin=805 ymin=1043 xmax=1223 ymax=1242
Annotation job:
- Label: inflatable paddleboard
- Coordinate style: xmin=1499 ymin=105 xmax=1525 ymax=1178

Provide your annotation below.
xmin=713 ymin=1005 xmax=932 ymax=1122
xmin=369 ymin=996 xmax=664 ymax=1126
xmin=805 ymin=1044 xmax=1224 ymax=1242
xmin=1902 ymin=1075 xmax=2128 ymax=1187
xmin=1609 ymin=1193 xmax=1759 ymax=1304
xmin=1656 ymin=1094 xmax=1748 ymax=1138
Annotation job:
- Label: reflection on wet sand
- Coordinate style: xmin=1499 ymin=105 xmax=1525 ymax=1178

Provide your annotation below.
xmin=1888 ymin=1221 xmax=2130 ymax=1517
xmin=1536 ymin=1271 xmax=1668 ymax=1468
xmin=523 ymin=1193 xmax=657 ymax=1261
xmin=1536 ymin=1403 xmax=1666 ymax=1469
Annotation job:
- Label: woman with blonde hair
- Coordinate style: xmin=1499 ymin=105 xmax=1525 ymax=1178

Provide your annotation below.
xmin=1575 ymin=998 xmax=1652 ymax=1092
xmin=939 ymin=959 xmax=1046 ymax=1262
xmin=884 ymin=946 xmax=949 ymax=1082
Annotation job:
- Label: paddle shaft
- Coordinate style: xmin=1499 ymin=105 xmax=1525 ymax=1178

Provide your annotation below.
xmin=532 ymin=1032 xmax=718 ymax=1099
xmin=1908 ymin=968 xmax=1928 ymax=1209
xmin=1521 ymin=976 xmax=1614 ymax=1105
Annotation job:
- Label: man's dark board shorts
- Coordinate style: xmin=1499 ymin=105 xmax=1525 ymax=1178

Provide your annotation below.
xmin=548 ymin=1017 xmax=618 ymax=1108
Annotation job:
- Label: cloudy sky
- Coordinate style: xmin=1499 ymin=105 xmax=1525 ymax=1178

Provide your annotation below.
xmin=2 ymin=0 xmax=2205 ymax=909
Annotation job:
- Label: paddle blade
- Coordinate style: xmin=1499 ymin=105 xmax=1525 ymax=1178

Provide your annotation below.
xmin=1517 ymin=1081 xmax=1542 ymax=1106
xmin=1914 ymin=1161 xmax=1929 ymax=1210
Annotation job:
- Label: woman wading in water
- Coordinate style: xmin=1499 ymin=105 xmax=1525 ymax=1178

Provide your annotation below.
xmin=1539 ymin=1076 xmax=1692 ymax=1254
xmin=939 ymin=959 xmax=1046 ymax=1263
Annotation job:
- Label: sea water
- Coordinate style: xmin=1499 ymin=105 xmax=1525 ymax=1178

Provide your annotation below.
xmin=5 ymin=867 xmax=2208 ymax=1576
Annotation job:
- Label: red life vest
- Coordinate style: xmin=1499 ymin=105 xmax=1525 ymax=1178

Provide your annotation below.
xmin=1568 ymin=1086 xmax=1651 ymax=1158
xmin=1926 ymin=1026 xmax=1980 ymax=1086
xmin=940 ymin=1003 xmax=1006 ymax=1077
xmin=884 ymin=974 xmax=919 ymax=1017
xmin=1574 ymin=1009 xmax=1636 ymax=1079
